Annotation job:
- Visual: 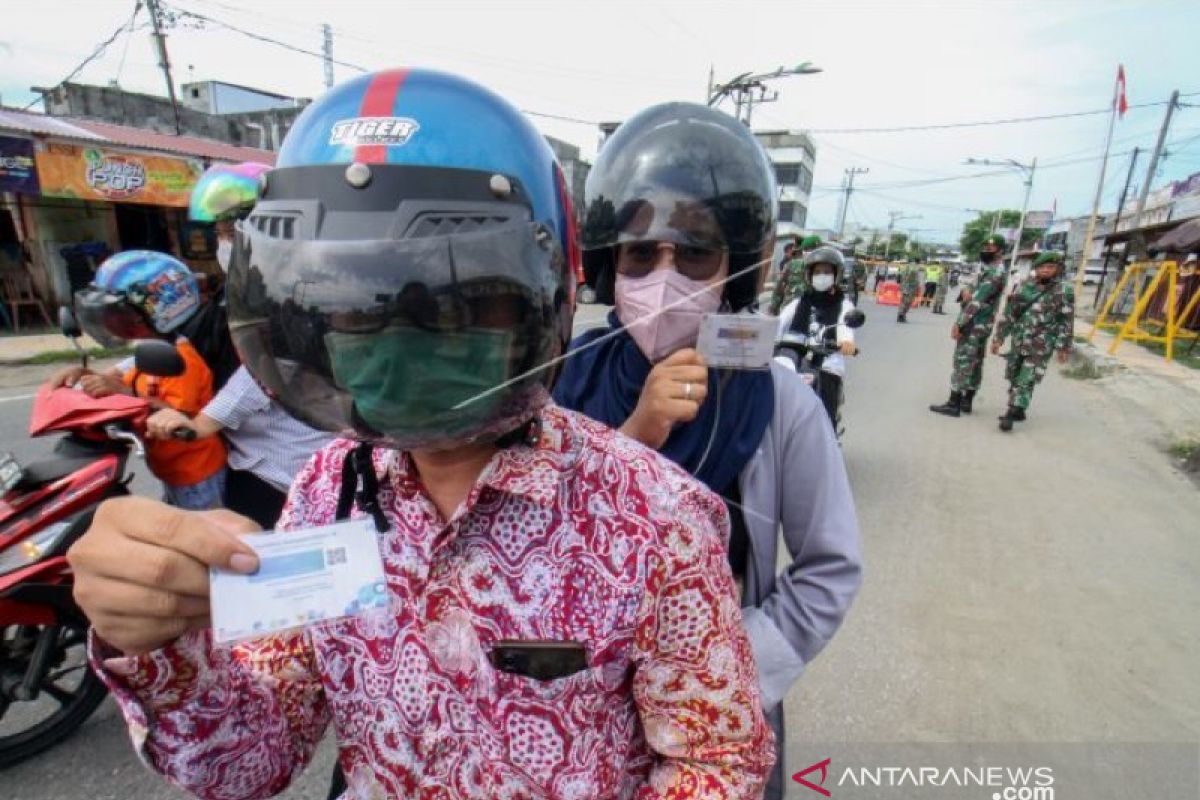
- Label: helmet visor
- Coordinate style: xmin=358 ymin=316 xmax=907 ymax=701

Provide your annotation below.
xmin=74 ymin=288 xmax=155 ymax=348
xmin=227 ymin=221 xmax=566 ymax=449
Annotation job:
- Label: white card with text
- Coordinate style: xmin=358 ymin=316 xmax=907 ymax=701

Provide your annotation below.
xmin=209 ymin=519 xmax=389 ymax=644
xmin=696 ymin=313 xmax=778 ymax=370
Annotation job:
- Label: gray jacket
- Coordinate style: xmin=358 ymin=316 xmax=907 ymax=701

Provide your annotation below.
xmin=738 ymin=363 xmax=863 ymax=710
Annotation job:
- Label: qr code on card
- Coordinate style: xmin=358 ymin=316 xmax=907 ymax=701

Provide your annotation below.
xmin=324 ymin=547 xmax=348 ymax=567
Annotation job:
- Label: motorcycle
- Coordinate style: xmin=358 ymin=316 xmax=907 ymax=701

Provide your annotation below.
xmin=774 ymin=308 xmax=866 ymax=436
xmin=0 ymin=310 xmax=188 ymax=768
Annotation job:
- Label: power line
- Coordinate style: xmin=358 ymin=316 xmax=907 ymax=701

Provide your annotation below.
xmin=24 ymin=4 xmax=143 ymax=109
xmin=168 ymin=6 xmax=371 ymax=72
xmin=804 ymin=94 xmax=1200 ymax=135
xmin=164 ymin=2 xmax=605 ymax=126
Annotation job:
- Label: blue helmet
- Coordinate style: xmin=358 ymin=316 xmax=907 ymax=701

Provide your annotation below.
xmin=75 ymin=250 xmax=200 ymax=347
xmin=225 ymin=68 xmax=578 ymax=450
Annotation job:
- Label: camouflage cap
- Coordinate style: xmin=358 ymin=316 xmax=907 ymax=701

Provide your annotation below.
xmin=982 ymin=234 xmax=1007 ymax=250
xmin=800 ymin=235 xmax=823 ymax=250
xmin=1032 ymin=251 xmax=1065 ymax=268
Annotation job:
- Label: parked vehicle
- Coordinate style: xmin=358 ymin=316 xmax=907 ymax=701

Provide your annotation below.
xmin=0 ymin=312 xmax=187 ymax=768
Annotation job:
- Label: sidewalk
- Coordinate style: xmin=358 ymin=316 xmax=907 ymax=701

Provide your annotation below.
xmin=1071 ymin=319 xmax=1199 ymax=447
xmin=0 ymin=331 xmax=108 ymax=366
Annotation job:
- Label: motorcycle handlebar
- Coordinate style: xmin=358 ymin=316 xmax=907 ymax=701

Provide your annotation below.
xmin=171 ymin=427 xmax=197 ymax=442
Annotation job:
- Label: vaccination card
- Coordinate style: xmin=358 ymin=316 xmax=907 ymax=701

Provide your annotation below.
xmin=209 ymin=519 xmax=389 ymax=644
xmin=697 ymin=313 xmax=778 ymax=370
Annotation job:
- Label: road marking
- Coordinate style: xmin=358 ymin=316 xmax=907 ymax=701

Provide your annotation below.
xmin=0 ymin=393 xmax=36 ymax=404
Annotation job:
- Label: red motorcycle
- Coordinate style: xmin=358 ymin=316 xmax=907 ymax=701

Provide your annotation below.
xmin=0 ymin=321 xmax=186 ymax=767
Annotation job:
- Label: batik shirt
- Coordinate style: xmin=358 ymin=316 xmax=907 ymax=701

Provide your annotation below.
xmin=91 ymin=404 xmax=774 ymax=800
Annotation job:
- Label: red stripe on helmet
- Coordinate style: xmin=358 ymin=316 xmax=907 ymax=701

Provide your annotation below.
xmin=554 ymin=165 xmax=583 ymax=285
xmin=354 ymin=69 xmax=409 ymax=164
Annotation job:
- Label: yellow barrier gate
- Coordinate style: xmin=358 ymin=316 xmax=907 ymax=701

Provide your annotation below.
xmin=1088 ymin=260 xmax=1200 ymax=361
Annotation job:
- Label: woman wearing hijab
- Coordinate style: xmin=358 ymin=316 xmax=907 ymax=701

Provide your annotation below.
xmin=554 ymin=102 xmax=863 ymax=800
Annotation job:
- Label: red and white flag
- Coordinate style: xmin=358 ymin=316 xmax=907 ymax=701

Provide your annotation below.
xmin=1116 ymin=65 xmax=1129 ymax=118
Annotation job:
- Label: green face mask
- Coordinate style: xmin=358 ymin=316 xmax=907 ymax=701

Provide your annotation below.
xmin=325 ymin=325 xmax=514 ymax=443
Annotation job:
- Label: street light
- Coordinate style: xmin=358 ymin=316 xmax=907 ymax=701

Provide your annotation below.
xmin=964 ymin=157 xmax=1038 ymax=271
xmin=883 ymin=211 xmax=921 ymax=259
xmin=964 ymin=207 xmax=1001 ymax=236
xmin=707 ymin=62 xmax=823 ymax=125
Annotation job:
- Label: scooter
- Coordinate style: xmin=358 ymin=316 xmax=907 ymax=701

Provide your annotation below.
xmin=0 ymin=309 xmax=188 ymax=768
xmin=774 ymin=308 xmax=866 ymax=436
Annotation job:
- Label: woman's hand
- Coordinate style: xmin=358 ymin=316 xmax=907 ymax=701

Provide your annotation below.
xmin=620 ymin=349 xmax=709 ymax=449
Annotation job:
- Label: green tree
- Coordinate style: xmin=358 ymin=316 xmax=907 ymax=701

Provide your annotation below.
xmin=960 ymin=210 xmax=1047 ymax=258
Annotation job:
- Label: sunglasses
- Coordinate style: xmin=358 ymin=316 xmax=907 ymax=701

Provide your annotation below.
xmin=616 ymin=240 xmax=727 ymax=281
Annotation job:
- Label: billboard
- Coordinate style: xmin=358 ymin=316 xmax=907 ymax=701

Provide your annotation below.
xmin=34 ymin=143 xmax=202 ymax=207
xmin=1023 ymin=210 xmax=1053 ymax=229
xmin=0 ymin=136 xmax=39 ymax=194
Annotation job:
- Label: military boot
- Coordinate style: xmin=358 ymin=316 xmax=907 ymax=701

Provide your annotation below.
xmin=960 ymin=390 xmax=975 ymax=414
xmin=997 ymin=407 xmax=1025 ymax=422
xmin=998 ymin=408 xmax=1017 ymax=432
xmin=929 ymin=391 xmax=962 ymax=417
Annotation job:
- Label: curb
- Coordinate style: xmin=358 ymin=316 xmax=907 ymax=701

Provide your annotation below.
xmin=1062 ymin=340 xmax=1123 ymax=379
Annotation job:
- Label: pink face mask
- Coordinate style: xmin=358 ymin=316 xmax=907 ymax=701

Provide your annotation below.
xmin=615 ymin=269 xmax=722 ymax=362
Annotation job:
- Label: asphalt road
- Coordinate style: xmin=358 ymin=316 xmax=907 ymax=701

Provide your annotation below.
xmin=3 ymin=298 xmax=1198 ymax=798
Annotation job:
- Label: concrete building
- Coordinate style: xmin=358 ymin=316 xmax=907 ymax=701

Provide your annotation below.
xmin=36 ymin=82 xmax=308 ymax=152
xmin=1043 ymin=214 xmax=1116 ymax=275
xmin=180 ymin=80 xmax=303 ymax=116
xmin=753 ymin=129 xmax=816 ymax=241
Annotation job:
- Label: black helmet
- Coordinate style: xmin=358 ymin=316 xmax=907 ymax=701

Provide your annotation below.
xmin=580 ymin=102 xmax=776 ymax=311
xmin=225 ymin=69 xmax=578 ymax=451
xmin=803 ymin=245 xmax=845 ymax=280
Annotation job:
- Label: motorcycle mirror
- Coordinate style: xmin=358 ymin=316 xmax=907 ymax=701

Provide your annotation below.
xmin=844 ymin=309 xmax=866 ymax=329
xmin=134 ymin=339 xmax=186 ymax=378
xmin=58 ymin=306 xmax=82 ymax=339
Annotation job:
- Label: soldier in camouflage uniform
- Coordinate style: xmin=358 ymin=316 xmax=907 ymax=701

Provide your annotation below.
xmin=932 ymin=264 xmax=951 ymax=314
xmin=769 ymin=234 xmax=823 ymax=315
xmin=929 ymin=234 xmax=1008 ymax=416
xmin=896 ymin=260 xmax=921 ymax=322
xmin=991 ymin=251 xmax=1074 ymax=431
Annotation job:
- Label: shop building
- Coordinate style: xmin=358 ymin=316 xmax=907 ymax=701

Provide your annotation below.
xmin=0 ymin=107 xmax=273 ymax=326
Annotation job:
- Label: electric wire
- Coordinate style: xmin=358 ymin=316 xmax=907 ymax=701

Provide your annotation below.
xmin=22 ymin=6 xmax=143 ymax=110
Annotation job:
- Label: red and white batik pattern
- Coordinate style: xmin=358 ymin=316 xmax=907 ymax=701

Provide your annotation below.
xmin=92 ymin=405 xmax=774 ymax=799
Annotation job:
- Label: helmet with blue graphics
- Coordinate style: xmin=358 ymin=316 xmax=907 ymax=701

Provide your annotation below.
xmin=225 ymin=68 xmax=579 ymax=450
xmin=75 ymin=250 xmax=200 ymax=348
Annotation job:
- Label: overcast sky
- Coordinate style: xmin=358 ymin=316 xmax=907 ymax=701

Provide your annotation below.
xmin=5 ymin=0 xmax=1200 ymax=244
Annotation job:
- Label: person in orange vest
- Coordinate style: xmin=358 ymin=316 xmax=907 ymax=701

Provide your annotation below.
xmin=49 ymin=251 xmax=227 ymax=509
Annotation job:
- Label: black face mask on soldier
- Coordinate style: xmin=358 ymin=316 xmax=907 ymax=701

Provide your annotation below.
xmin=979 ymin=250 xmax=997 ymax=264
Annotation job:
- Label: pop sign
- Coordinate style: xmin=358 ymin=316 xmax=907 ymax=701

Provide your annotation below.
xmin=35 ymin=143 xmax=201 ymax=207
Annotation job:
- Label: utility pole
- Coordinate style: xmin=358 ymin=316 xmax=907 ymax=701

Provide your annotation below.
xmin=1133 ymin=90 xmax=1179 ymax=230
xmin=883 ymin=210 xmax=919 ymax=260
xmin=322 ymin=24 xmax=335 ymax=89
xmin=145 ymin=0 xmax=182 ymax=135
xmin=836 ymin=167 xmax=868 ymax=239
xmin=1094 ymin=147 xmax=1141 ymax=308
xmin=1008 ymin=157 xmax=1037 ymax=273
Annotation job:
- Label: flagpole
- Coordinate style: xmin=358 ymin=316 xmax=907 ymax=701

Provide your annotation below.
xmin=1073 ymin=67 xmax=1122 ymax=299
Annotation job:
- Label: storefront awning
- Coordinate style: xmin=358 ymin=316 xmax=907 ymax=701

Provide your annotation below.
xmin=1151 ymin=217 xmax=1200 ymax=254
xmin=1102 ymin=218 xmax=1186 ymax=245
xmin=67 ymin=119 xmax=275 ymax=165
